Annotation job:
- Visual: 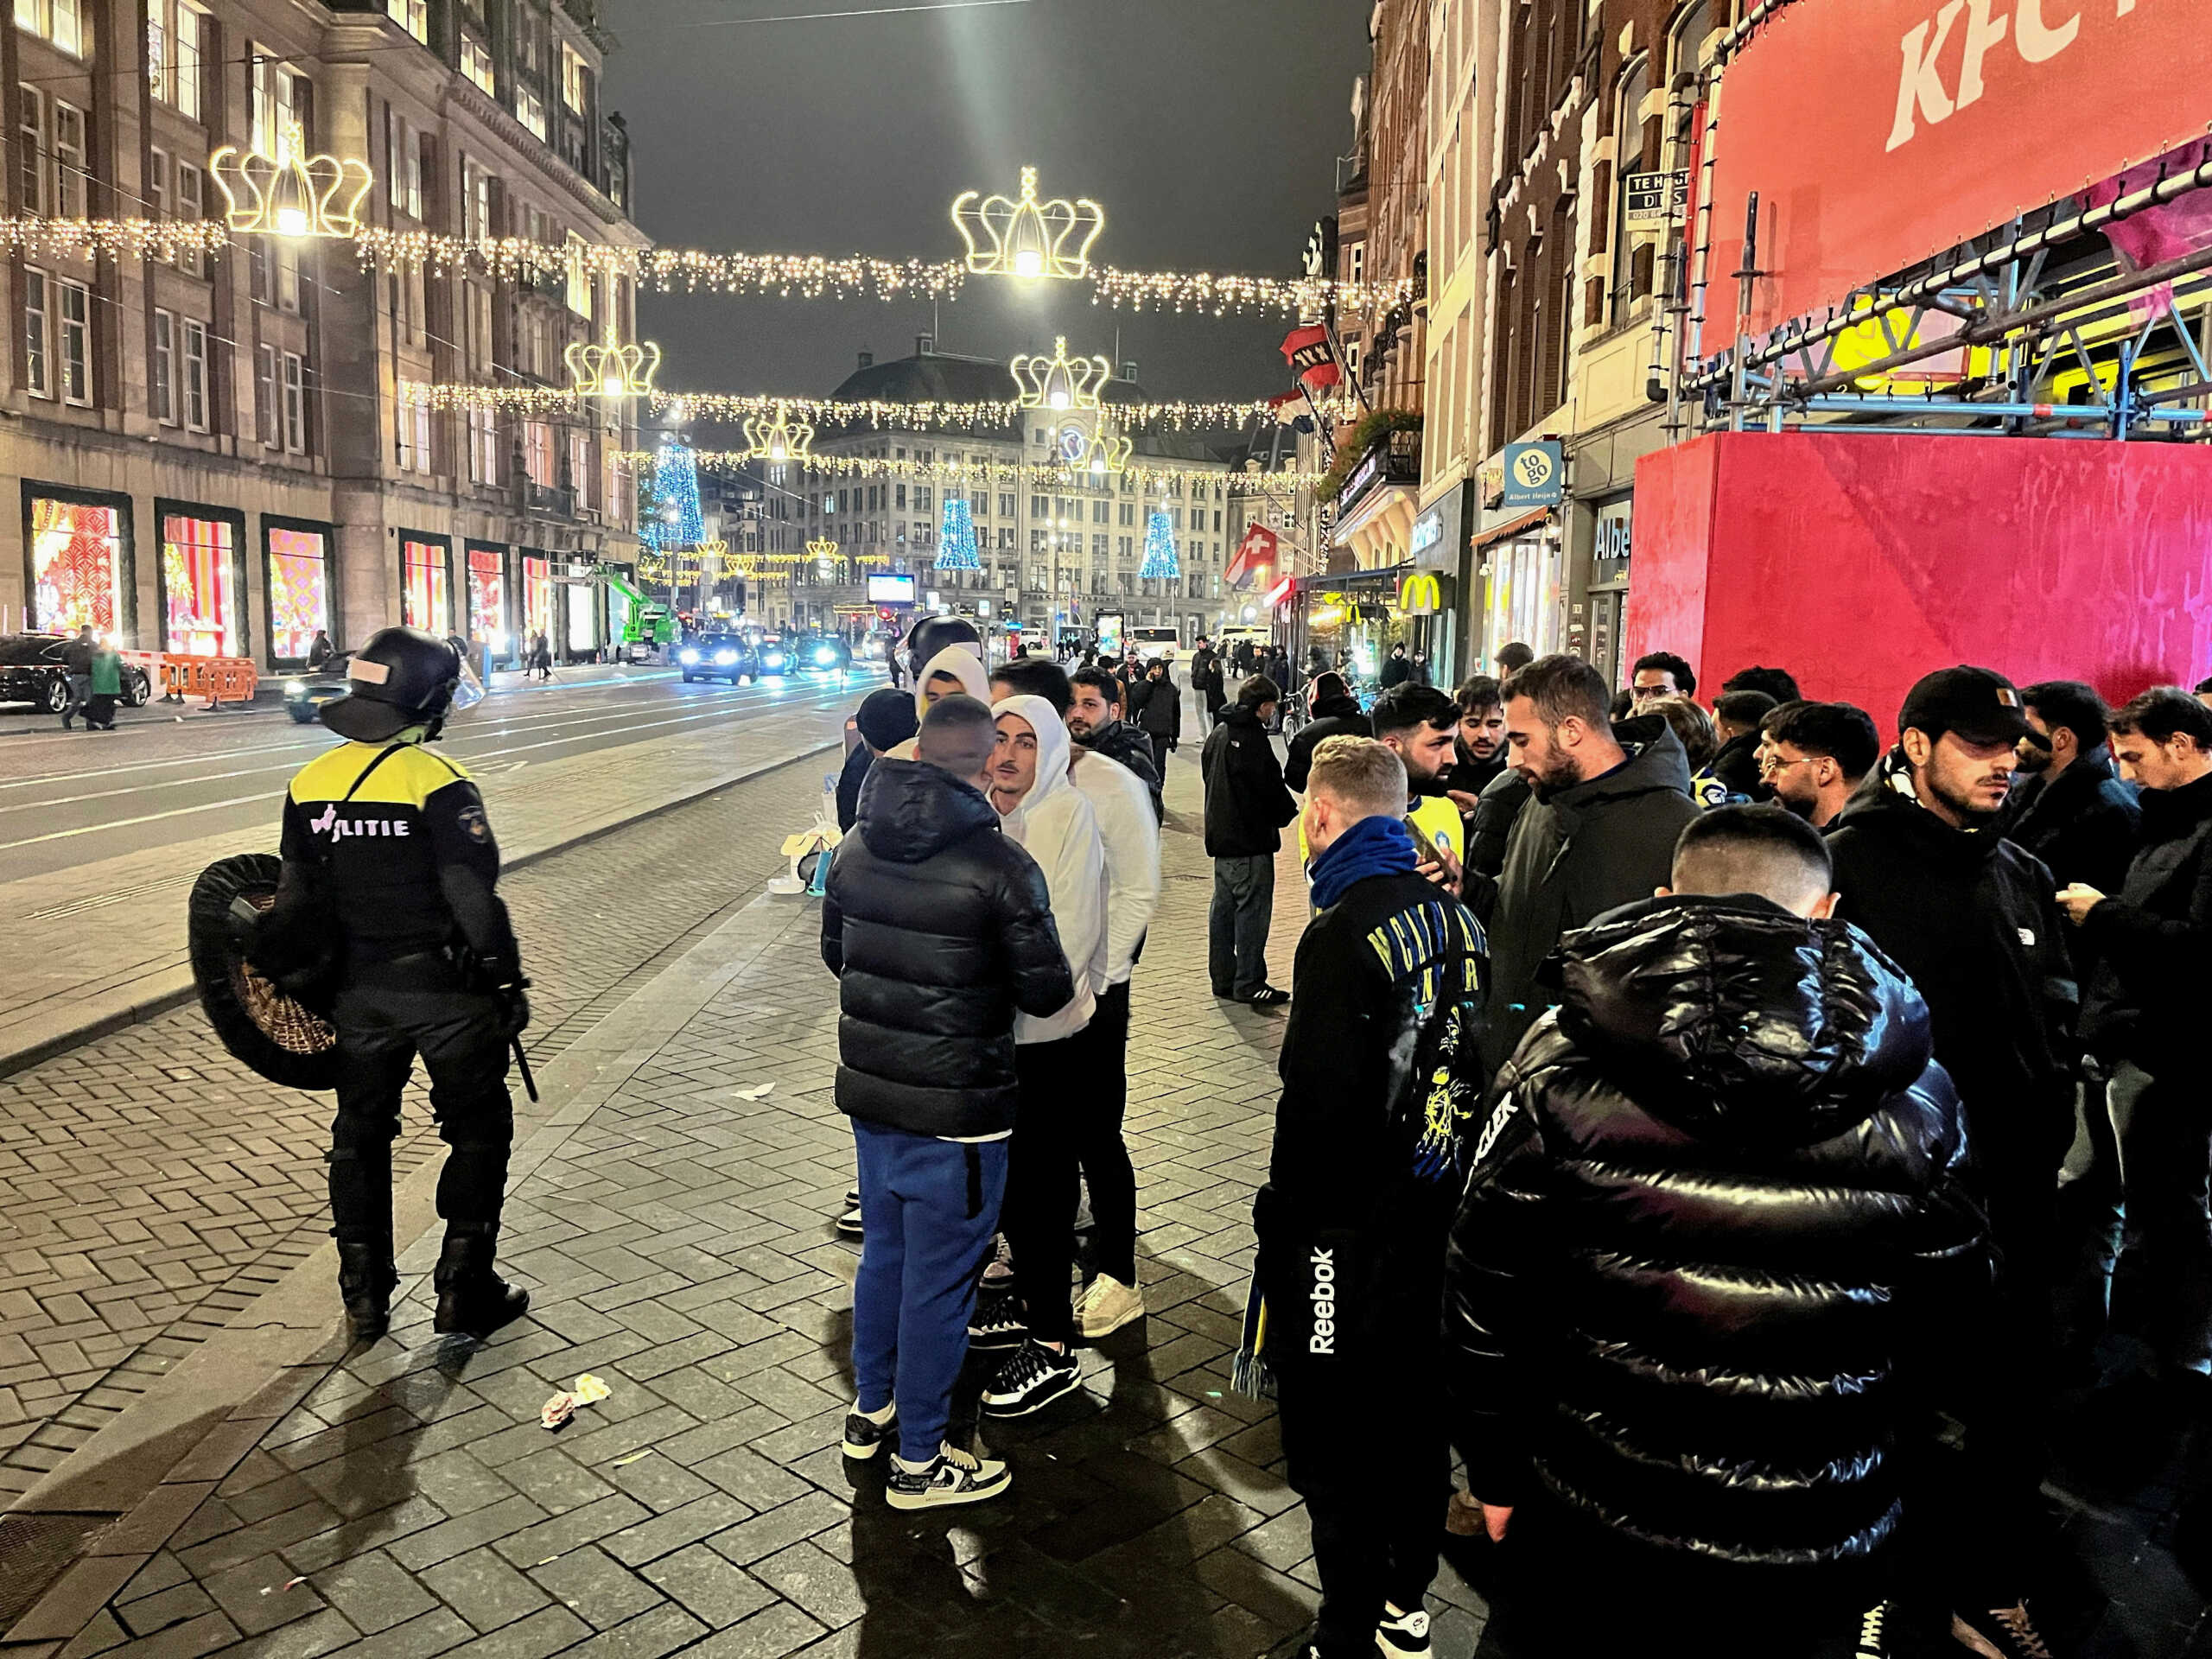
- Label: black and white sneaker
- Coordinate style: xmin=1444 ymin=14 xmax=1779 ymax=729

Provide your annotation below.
xmin=841 ymin=1402 xmax=895 ymax=1459
xmin=1951 ymin=1602 xmax=2057 ymax=1659
xmin=885 ymin=1441 xmax=1010 ymax=1510
xmin=1377 ymin=1605 xmax=1432 ymax=1657
xmin=1247 ymin=984 xmax=1289 ymax=1009
xmin=835 ymin=1187 xmax=863 ymax=1239
xmin=980 ymin=1338 xmax=1081 ymax=1416
xmin=969 ymin=1283 xmax=1026 ymax=1350
xmin=1854 ymin=1601 xmax=1890 ymax=1659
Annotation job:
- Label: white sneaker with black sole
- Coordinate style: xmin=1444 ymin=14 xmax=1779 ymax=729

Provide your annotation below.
xmin=969 ymin=1282 xmax=1026 ymax=1349
xmin=980 ymin=1338 xmax=1082 ymax=1416
xmin=1376 ymin=1605 xmax=1431 ymax=1657
xmin=840 ymin=1402 xmax=894 ymax=1459
xmin=885 ymin=1442 xmax=1010 ymax=1510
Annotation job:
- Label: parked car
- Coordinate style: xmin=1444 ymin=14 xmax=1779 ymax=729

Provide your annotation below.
xmin=677 ymin=633 xmax=760 ymax=684
xmin=0 ymin=633 xmax=150 ymax=714
xmin=283 ymin=655 xmax=353 ymax=723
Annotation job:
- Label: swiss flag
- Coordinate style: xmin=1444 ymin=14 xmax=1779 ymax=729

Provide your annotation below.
xmin=1227 ymin=524 xmax=1280 ymax=588
xmin=1280 ymin=325 xmax=1342 ymax=395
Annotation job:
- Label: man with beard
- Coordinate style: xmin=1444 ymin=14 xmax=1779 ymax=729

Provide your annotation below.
xmin=1760 ymin=701 xmax=1880 ymax=831
xmin=2009 ymin=681 xmax=2140 ymax=899
xmin=1370 ymin=683 xmax=1465 ymax=893
xmin=1483 ymin=656 xmax=1700 ymax=1077
xmin=1283 ymin=671 xmax=1371 ymax=794
xmin=1443 ymin=677 xmax=1507 ymax=804
xmin=1827 ymin=667 xmax=2075 ymax=1650
xmin=1067 ymin=666 xmax=1163 ymax=819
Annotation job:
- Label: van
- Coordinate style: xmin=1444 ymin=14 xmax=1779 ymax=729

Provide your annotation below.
xmin=1128 ymin=626 xmax=1181 ymax=663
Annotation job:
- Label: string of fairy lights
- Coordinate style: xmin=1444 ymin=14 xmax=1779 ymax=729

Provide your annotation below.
xmin=638 ymin=449 xmax=1319 ymax=496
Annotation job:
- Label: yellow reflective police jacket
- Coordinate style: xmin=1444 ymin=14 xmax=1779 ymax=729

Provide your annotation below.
xmin=280 ymin=740 xmax=518 ymax=976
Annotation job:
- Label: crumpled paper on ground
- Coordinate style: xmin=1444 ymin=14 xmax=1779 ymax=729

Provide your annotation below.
xmin=540 ymin=1372 xmax=611 ymax=1430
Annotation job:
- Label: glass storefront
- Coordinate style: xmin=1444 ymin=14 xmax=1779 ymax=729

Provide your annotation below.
xmin=29 ymin=493 xmax=129 ymax=636
xmin=521 ymin=553 xmax=553 ymax=652
xmin=402 ymin=537 xmax=452 ymax=635
xmin=564 ymin=575 xmax=598 ymax=656
xmin=466 ymin=544 xmax=506 ymax=652
xmin=1485 ymin=531 xmax=1567 ymax=659
xmin=160 ymin=512 xmax=243 ymax=657
xmin=264 ymin=523 xmax=331 ymax=664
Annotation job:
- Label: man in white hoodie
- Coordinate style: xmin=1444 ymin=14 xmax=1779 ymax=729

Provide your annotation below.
xmin=991 ymin=658 xmax=1160 ymax=1338
xmin=886 ymin=644 xmax=992 ymax=762
xmin=976 ymin=692 xmax=1108 ymax=1416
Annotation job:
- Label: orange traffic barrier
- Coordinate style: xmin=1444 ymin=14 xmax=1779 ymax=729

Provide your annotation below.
xmin=156 ymin=654 xmax=257 ymax=708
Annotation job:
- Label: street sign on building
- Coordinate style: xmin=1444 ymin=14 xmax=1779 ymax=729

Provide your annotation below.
xmin=1623 ymin=170 xmax=1688 ymax=231
xmin=1501 ymin=442 xmax=1566 ymax=510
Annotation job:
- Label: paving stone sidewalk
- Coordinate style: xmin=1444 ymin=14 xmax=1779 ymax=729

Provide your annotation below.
xmin=4 ymin=741 xmax=2202 ymax=1659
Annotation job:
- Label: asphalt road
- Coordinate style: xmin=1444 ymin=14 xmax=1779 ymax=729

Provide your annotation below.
xmin=0 ymin=664 xmax=886 ymax=883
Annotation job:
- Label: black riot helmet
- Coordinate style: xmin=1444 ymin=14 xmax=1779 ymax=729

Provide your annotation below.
xmin=905 ymin=614 xmax=982 ymax=682
xmin=321 ymin=626 xmax=478 ymax=742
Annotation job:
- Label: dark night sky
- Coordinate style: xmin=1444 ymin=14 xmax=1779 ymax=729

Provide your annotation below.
xmin=601 ymin=0 xmax=1372 ymax=412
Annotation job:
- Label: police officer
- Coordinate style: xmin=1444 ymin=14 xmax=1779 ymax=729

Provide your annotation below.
xmin=270 ymin=626 xmax=531 ymax=1343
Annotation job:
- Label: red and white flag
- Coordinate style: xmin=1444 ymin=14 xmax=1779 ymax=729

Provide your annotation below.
xmin=1279 ymin=325 xmax=1342 ymax=395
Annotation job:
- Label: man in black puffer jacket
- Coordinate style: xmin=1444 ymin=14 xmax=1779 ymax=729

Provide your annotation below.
xmin=1447 ymin=806 xmax=1992 ymax=1658
xmin=820 ymin=695 xmax=1074 ymax=1510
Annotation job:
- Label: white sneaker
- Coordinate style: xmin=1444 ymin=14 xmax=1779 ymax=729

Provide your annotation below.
xmin=885 ymin=1441 xmax=1010 ymax=1510
xmin=1074 ymin=1274 xmax=1146 ymax=1338
xmin=1377 ymin=1605 xmax=1432 ymax=1657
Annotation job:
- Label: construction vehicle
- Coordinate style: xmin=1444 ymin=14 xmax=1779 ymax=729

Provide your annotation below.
xmin=596 ymin=564 xmax=679 ymax=663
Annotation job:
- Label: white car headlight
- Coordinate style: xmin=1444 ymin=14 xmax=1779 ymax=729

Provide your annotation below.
xmin=284 ymin=679 xmax=306 ymax=696
xmin=715 ymin=650 xmax=738 ymax=665
xmin=679 ymin=649 xmax=701 ymax=664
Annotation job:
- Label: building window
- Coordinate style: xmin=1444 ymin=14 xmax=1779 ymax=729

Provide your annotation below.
xmin=52 ymin=100 xmax=84 ymax=216
xmin=570 ymin=431 xmax=593 ymax=509
xmin=18 ymin=86 xmax=45 ymax=216
xmin=16 ymin=0 xmax=82 ymax=55
xmin=468 ymin=407 xmax=499 ymax=483
xmin=516 ymin=88 xmax=546 ymax=143
xmin=148 ymin=2 xmax=203 ymax=118
xmin=401 ymin=538 xmax=450 ymax=633
xmin=249 ymin=50 xmax=300 ymax=154
xmin=182 ymin=319 xmax=208 ymax=431
xmin=22 ymin=269 xmax=49 ymax=397
xmin=565 ymin=232 xmax=593 ymax=317
xmin=385 ymin=108 xmax=423 ymax=219
xmin=29 ymin=496 xmax=124 ymax=632
xmin=461 ymin=34 xmax=495 ymax=95
xmin=397 ymin=392 xmax=432 ymax=474
xmin=561 ymin=42 xmax=589 ymax=112
xmin=255 ymin=344 xmax=277 ymax=445
xmin=176 ymin=163 xmax=204 ymax=276
xmin=524 ymin=421 xmax=555 ymax=489
xmin=282 ymin=351 xmax=305 ymax=451
xmin=58 ymin=276 xmax=89 ymax=404
xmin=464 ymin=162 xmax=496 ymax=241
xmin=385 ymin=0 xmax=428 ymax=43
xmin=467 ymin=545 xmax=505 ymax=645
xmin=152 ymin=310 xmax=175 ymax=423
xmin=161 ymin=514 xmax=240 ymax=655
xmin=265 ymin=525 xmax=329 ymax=663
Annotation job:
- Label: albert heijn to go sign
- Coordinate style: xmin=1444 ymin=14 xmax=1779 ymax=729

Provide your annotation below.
xmin=1707 ymin=0 xmax=2205 ymax=340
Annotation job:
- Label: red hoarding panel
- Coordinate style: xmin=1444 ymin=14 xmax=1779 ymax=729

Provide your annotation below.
xmin=1707 ymin=0 xmax=2209 ymax=340
xmin=1627 ymin=432 xmax=2212 ymax=732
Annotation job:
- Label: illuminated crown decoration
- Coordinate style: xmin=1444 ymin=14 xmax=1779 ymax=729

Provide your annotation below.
xmin=742 ymin=404 xmax=815 ymax=463
xmin=565 ymin=317 xmax=662 ymax=399
xmin=807 ymin=537 xmax=838 ymax=563
xmin=209 ymin=120 xmax=372 ymax=239
xmin=1010 ymin=337 xmax=1109 ymax=413
xmin=1056 ymin=420 xmax=1134 ymax=478
xmin=951 ymin=166 xmax=1104 ymax=281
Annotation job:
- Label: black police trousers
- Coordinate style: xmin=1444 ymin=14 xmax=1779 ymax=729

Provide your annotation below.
xmin=328 ymin=976 xmax=514 ymax=1249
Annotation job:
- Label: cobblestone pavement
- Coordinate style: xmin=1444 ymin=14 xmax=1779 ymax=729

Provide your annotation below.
xmin=0 ymin=756 xmax=843 ymax=1501
xmin=4 ymin=741 xmax=2205 ymax=1659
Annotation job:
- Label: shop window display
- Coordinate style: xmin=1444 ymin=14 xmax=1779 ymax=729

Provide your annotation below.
xmin=30 ymin=496 xmax=126 ymax=635
xmin=162 ymin=514 xmax=241 ymax=657
xmin=521 ymin=553 xmax=552 ymax=649
xmin=403 ymin=538 xmax=451 ymax=634
xmin=266 ymin=527 xmax=329 ymax=662
xmin=467 ymin=545 xmax=505 ymax=651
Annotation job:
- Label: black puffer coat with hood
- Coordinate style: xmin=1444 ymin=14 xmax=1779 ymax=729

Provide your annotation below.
xmin=821 ymin=759 xmax=1074 ymax=1137
xmin=1445 ymin=896 xmax=1986 ymax=1572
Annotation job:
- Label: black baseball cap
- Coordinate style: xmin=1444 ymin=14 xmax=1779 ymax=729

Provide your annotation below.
xmin=1897 ymin=665 xmax=2031 ymax=746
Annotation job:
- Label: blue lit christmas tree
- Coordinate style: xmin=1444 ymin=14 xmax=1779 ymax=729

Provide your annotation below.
xmin=642 ymin=440 xmax=704 ymax=550
xmin=1138 ymin=505 xmax=1181 ymax=580
xmin=935 ymin=496 xmax=982 ymax=572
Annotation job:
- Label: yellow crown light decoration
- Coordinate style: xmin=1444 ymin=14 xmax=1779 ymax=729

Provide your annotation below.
xmin=742 ymin=403 xmax=815 ymax=464
xmin=210 ymin=120 xmax=372 ymax=239
xmin=952 ymin=166 xmax=1103 ymax=282
xmin=1057 ymin=420 xmax=1133 ymax=478
xmin=1011 ymin=337 xmax=1109 ymax=413
xmin=564 ymin=316 xmax=662 ymax=400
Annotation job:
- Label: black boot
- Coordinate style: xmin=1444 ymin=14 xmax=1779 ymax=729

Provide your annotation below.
xmin=336 ymin=1242 xmax=397 ymax=1343
xmin=432 ymin=1224 xmax=529 ymax=1338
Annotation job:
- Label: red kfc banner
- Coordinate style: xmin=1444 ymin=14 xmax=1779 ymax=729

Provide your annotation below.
xmin=1707 ymin=0 xmax=2209 ymax=342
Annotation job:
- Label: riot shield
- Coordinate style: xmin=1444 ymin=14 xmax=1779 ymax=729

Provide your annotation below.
xmin=187 ymin=853 xmax=339 ymax=1090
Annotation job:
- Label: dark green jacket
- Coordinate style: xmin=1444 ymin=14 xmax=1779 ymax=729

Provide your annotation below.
xmin=88 ymin=648 xmax=123 ymax=696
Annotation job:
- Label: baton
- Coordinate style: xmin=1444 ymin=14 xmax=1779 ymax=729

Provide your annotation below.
xmin=512 ymin=1038 xmax=540 ymax=1103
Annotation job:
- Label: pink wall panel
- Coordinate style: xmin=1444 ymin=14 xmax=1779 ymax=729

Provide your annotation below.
xmin=1628 ymin=432 xmax=2212 ymax=734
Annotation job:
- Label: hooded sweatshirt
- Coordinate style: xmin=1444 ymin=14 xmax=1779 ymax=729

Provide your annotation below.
xmin=1482 ymin=719 xmax=1702 ymax=1076
xmin=993 ymin=693 xmax=1104 ymax=1043
xmin=886 ymin=644 xmax=991 ymax=761
xmin=819 ymin=759 xmax=1074 ymax=1138
xmin=1446 ymin=896 xmax=1985 ymax=1570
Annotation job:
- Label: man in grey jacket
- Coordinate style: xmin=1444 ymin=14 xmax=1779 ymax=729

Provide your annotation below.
xmin=1482 ymin=655 xmax=1700 ymax=1077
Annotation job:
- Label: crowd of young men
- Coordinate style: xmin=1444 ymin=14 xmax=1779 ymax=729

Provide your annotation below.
xmin=817 ymin=619 xmax=2211 ymax=1657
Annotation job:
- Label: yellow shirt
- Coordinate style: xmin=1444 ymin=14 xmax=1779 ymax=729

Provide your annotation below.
xmin=1298 ymin=790 xmax=1465 ymax=867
